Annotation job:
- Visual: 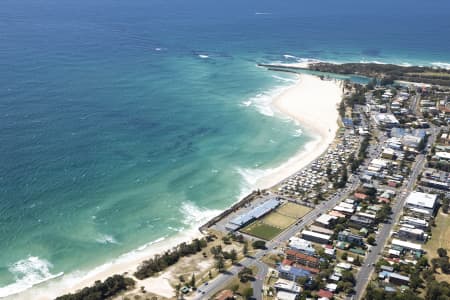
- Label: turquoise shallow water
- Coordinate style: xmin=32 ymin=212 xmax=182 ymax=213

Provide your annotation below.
xmin=1 ymin=0 xmax=450 ymax=297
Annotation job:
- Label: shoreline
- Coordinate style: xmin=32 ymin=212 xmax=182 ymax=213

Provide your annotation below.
xmin=254 ymin=74 xmax=342 ymax=190
xmin=10 ymin=74 xmax=343 ymax=300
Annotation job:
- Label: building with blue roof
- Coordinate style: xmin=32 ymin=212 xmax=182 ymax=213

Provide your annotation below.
xmin=278 ymin=264 xmax=311 ymax=281
xmin=343 ymin=118 xmax=354 ymax=128
xmin=225 ymin=198 xmax=280 ymax=231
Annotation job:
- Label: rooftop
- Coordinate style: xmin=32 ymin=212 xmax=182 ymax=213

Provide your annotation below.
xmin=317 ymin=289 xmax=334 ymax=299
xmin=274 ymin=279 xmax=301 ymax=293
xmin=285 ymin=249 xmax=319 ymax=263
xmin=278 ymin=264 xmax=312 ymax=278
xmin=277 ymin=291 xmax=298 ymax=300
xmin=315 ymin=214 xmax=337 ymax=225
xmin=405 ymin=192 xmax=438 ymax=209
xmin=215 ymin=290 xmax=234 ymax=300
xmin=391 ymin=238 xmax=422 ymax=251
xmin=288 ymin=237 xmax=315 ymax=253
xmin=302 ymin=230 xmax=331 ymax=241
xmin=228 ymin=198 xmax=279 ymax=226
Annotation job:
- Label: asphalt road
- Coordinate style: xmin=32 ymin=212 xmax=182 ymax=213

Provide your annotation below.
xmin=353 ymin=127 xmax=437 ymax=300
xmin=193 ymin=178 xmax=361 ymax=300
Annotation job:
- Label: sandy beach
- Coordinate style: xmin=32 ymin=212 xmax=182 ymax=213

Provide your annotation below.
xmin=255 ymin=74 xmax=343 ymax=189
xmin=13 ymin=226 xmax=208 ymax=300
xmin=12 ymin=73 xmax=342 ymax=300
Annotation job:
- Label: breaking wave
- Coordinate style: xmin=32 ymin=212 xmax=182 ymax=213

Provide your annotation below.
xmin=180 ymin=201 xmax=221 ymax=227
xmin=0 ymin=256 xmax=64 ymax=298
xmin=96 ymin=234 xmax=119 ymax=245
xmin=241 ymin=85 xmax=294 ymax=117
xmin=431 ymin=62 xmax=450 ymax=70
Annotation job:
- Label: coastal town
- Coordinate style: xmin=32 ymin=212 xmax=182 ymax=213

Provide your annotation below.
xmin=56 ymin=63 xmax=450 ymax=300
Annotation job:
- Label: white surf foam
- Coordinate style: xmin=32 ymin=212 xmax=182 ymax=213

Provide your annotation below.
xmin=255 ymin=12 xmax=271 ymax=15
xmin=234 ymin=135 xmax=322 ymax=198
xmin=180 ymin=201 xmax=222 ymax=227
xmin=244 ymin=85 xmax=293 ymax=117
xmin=296 ymin=57 xmax=324 ymax=64
xmin=431 ymin=62 xmax=450 ymax=70
xmin=283 ymin=54 xmax=298 ymax=60
xmin=198 ymin=54 xmax=209 ymax=59
xmin=359 ymin=60 xmax=387 ymax=64
xmin=293 ymin=128 xmax=303 ymax=137
xmin=0 ymin=256 xmax=64 ymax=298
xmin=271 ymin=74 xmax=297 ymax=83
xmin=96 ymin=234 xmax=119 ymax=245
xmin=8 ymin=203 xmax=224 ymax=300
xmin=241 ymin=100 xmax=252 ymax=107
xmin=235 ymin=167 xmax=270 ymax=192
xmin=399 ymin=62 xmax=412 ymax=67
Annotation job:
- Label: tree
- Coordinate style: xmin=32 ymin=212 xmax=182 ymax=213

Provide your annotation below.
xmin=208 ymin=270 xmax=212 ymax=279
xmin=341 ymin=252 xmax=348 ymax=260
xmin=175 ymin=283 xmax=181 ymax=299
xmin=230 ymin=249 xmax=238 ymax=263
xmin=339 ymin=100 xmax=345 ymax=118
xmin=442 ymin=198 xmax=449 ymax=214
xmin=441 ymin=258 xmax=450 ymax=274
xmin=243 ymin=241 xmax=248 ymax=256
xmin=410 ymin=271 xmax=423 ymax=291
xmin=242 ymin=287 xmax=254 ymax=300
xmin=341 ymin=270 xmax=355 ymax=285
xmin=215 ymin=256 xmax=225 ymax=272
xmin=210 ymin=245 xmax=222 ymax=258
xmin=222 ymin=236 xmax=231 ymax=244
xmin=252 ymin=240 xmax=266 ymax=249
xmin=190 ymin=273 xmax=196 ymax=288
xmin=437 ymin=248 xmax=448 ymax=258
xmin=342 ymin=281 xmax=354 ymax=294
xmin=55 ymin=275 xmax=135 ymax=300
xmin=426 ymin=280 xmax=450 ymax=300
xmin=296 ymin=276 xmax=308 ymax=286
xmin=354 ymin=255 xmax=361 ymax=266
xmin=375 ymin=204 xmax=392 ymax=223
xmin=238 ymin=267 xmax=254 ymax=282
xmin=367 ymin=235 xmax=376 ymax=245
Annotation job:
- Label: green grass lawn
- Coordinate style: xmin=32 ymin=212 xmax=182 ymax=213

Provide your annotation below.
xmin=276 ymin=202 xmax=312 ymax=219
xmin=424 ymin=210 xmax=450 ymax=282
xmin=260 ymin=212 xmax=296 ymax=229
xmin=241 ymin=221 xmax=283 ymax=240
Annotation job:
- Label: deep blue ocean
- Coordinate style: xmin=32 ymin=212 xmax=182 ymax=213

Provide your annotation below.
xmin=1 ymin=0 xmax=450 ymax=297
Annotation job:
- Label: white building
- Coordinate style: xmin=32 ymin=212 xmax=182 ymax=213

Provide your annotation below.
xmin=404 ymin=192 xmax=438 ymax=218
xmin=274 ymin=279 xmax=302 ymax=293
xmin=315 ymin=214 xmax=338 ymax=228
xmin=277 ymin=291 xmax=298 ymax=300
xmin=288 ymin=237 xmax=315 ymax=254
xmin=391 ymin=238 xmax=423 ymax=252
xmin=401 ymin=216 xmax=429 ymax=229
xmin=373 ymin=113 xmax=400 ymax=128
xmin=435 ymin=152 xmax=450 ymax=161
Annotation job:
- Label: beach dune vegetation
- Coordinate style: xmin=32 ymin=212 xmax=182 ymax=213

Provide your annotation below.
xmin=134 ymin=238 xmax=208 ymax=280
xmin=55 ymin=275 xmax=135 ymax=300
